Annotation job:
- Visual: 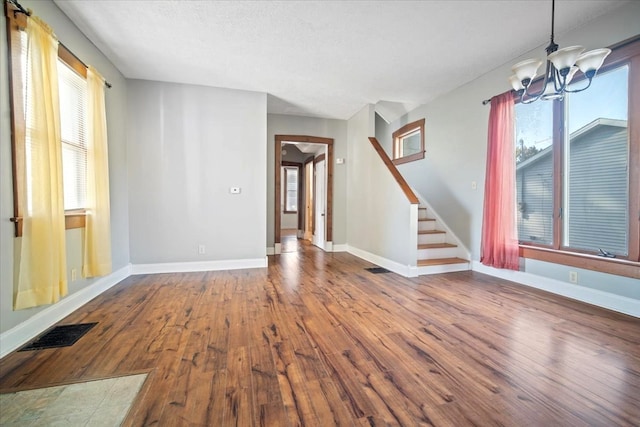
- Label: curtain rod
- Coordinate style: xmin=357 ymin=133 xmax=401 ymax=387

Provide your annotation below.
xmin=482 ymin=98 xmax=492 ymax=105
xmin=8 ymin=0 xmax=28 ymax=16
xmin=59 ymin=41 xmax=112 ymax=88
xmin=7 ymin=0 xmax=112 ymax=89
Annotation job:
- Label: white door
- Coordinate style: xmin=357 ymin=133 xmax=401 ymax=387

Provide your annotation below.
xmin=313 ymin=159 xmax=325 ymax=249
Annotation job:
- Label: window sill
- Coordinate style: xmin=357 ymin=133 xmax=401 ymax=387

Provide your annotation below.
xmin=11 ymin=210 xmax=86 ymax=237
xmin=392 ymin=151 xmax=425 ymax=166
xmin=519 ymin=245 xmax=640 ymax=279
xmin=65 ymin=210 xmax=86 ymax=230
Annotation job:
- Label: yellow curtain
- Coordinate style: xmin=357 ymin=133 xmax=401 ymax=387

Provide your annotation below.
xmin=15 ymin=16 xmax=67 ymax=310
xmin=83 ymin=66 xmax=112 ymax=277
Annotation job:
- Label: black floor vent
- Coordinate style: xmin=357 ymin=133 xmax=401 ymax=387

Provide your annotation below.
xmin=365 ymin=267 xmax=391 ymax=274
xmin=19 ymin=322 xmax=98 ymax=351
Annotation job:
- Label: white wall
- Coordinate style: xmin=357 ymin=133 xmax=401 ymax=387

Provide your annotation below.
xmin=0 ymin=0 xmax=129 ymax=334
xmin=377 ymin=2 xmax=640 ymax=299
xmin=267 ymin=114 xmax=348 ymax=248
xmin=346 ymin=105 xmax=416 ymax=270
xmin=127 ymin=81 xmax=267 ymax=265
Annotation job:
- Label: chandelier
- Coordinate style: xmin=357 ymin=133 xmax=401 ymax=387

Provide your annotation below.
xmin=510 ymin=0 xmax=611 ymax=104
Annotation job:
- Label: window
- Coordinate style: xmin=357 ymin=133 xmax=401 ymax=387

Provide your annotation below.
xmin=283 ymin=166 xmax=299 ymax=213
xmin=59 ymin=60 xmax=88 ymax=211
xmin=515 ymin=100 xmax=554 ymax=245
xmin=392 ymin=118 xmax=425 ymax=165
xmin=515 ymin=37 xmax=639 ymax=267
xmin=6 ymin=6 xmax=88 ymax=235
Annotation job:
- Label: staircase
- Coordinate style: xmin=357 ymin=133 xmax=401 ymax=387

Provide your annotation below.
xmin=416 ymin=204 xmax=470 ymax=275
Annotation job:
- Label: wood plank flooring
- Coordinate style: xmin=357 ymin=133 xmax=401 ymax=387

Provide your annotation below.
xmin=1 ymin=240 xmax=639 ymax=426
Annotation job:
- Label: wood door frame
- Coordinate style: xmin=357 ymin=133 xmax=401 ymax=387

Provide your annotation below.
xmin=275 ymin=135 xmax=334 ymax=247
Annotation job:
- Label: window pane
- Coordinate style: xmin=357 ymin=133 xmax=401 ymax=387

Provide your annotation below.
xmin=285 ymin=167 xmax=298 ymax=212
xmin=58 ymin=60 xmax=87 ymax=210
xmin=564 ymin=66 xmax=629 ymax=255
xmin=62 ymin=143 xmax=87 ymax=210
xmin=392 ymin=119 xmax=425 ymax=163
xmin=401 ymin=131 xmax=421 ymax=156
xmin=515 ymin=100 xmax=554 ymax=244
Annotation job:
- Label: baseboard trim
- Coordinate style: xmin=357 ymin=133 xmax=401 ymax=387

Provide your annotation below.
xmin=131 ymin=257 xmax=268 ymax=275
xmin=472 ymin=261 xmax=639 ymax=318
xmin=0 ymin=264 xmax=132 ymax=359
xmin=332 ymin=244 xmax=348 ymax=252
xmin=347 ymin=245 xmax=417 ymax=277
xmin=266 ymin=247 xmax=275 ymax=255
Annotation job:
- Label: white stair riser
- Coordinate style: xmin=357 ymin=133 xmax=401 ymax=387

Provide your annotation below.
xmin=418 ymin=247 xmax=460 ymax=259
xmin=418 ymin=233 xmax=446 ymax=244
xmin=418 ymin=221 xmax=436 ymax=231
xmin=418 ymin=209 xmax=429 ymax=220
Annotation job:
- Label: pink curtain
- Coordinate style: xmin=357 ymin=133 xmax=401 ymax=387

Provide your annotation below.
xmin=480 ymin=92 xmax=519 ymax=270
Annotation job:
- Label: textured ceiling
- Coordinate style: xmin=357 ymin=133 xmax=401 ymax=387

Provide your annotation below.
xmin=53 ymin=0 xmax=627 ymax=120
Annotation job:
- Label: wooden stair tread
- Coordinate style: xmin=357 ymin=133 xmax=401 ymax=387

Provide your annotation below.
xmin=417 ymin=257 xmax=469 ymax=266
xmin=418 ymin=207 xmax=427 ymax=210
xmin=417 ymin=243 xmax=457 ymax=249
xmin=418 ymin=218 xmax=436 ymax=222
xmin=418 ymin=230 xmax=446 ymax=235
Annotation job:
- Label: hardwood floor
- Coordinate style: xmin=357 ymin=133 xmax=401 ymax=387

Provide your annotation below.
xmin=1 ymin=241 xmax=639 ymax=426
xmin=281 ymin=231 xmax=301 ymax=253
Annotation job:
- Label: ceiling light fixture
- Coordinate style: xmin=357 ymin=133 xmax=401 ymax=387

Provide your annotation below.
xmin=509 ymin=0 xmax=611 ymax=104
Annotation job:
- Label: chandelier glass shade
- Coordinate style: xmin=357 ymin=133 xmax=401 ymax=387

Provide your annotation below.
xmin=510 ymin=0 xmax=611 ymax=104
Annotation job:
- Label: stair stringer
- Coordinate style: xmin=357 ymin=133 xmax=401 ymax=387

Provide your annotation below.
xmin=413 ymin=189 xmax=471 ymax=274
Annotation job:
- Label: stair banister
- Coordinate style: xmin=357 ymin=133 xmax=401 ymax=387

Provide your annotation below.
xmin=368 ymin=137 xmax=419 ymax=205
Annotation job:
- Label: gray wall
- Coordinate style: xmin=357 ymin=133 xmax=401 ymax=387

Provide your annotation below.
xmin=376 ymin=1 xmax=640 ymax=299
xmin=282 ymin=144 xmax=311 ymax=163
xmin=0 ymin=0 xmax=129 ymax=333
xmin=127 ymin=80 xmax=267 ymax=263
xmin=346 ymin=105 xmax=416 ymax=266
xmin=267 ymin=114 xmax=348 ymax=248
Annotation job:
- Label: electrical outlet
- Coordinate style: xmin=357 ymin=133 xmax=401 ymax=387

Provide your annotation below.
xmin=569 ymin=271 xmax=578 ymax=284
xmin=198 ymin=244 xmax=206 ymax=254
xmin=71 ymin=269 xmax=78 ymax=281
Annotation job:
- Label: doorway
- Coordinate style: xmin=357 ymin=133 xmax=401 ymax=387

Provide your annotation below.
xmin=312 ymin=156 xmax=326 ymax=249
xmin=304 ymin=158 xmax=314 ymax=241
xmin=281 ymin=161 xmax=302 ymax=252
xmin=275 ymin=135 xmax=334 ymax=254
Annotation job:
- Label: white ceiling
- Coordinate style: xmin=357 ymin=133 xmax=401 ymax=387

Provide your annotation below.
xmin=53 ymin=0 xmax=627 ymax=120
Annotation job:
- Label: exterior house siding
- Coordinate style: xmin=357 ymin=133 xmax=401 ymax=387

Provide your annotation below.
xmin=566 ymin=125 xmax=628 ymax=255
xmin=517 ymin=150 xmax=553 ymax=244
xmin=516 ymin=119 xmax=628 ymax=255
